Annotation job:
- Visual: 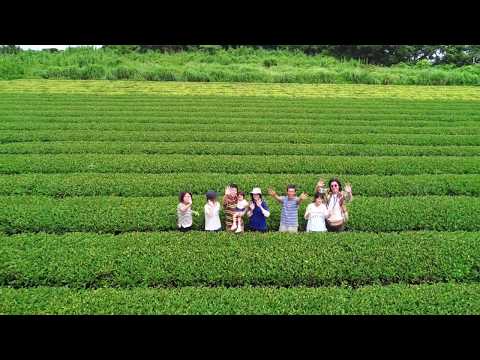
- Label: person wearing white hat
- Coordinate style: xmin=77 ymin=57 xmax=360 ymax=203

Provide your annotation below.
xmin=247 ymin=187 xmax=270 ymax=232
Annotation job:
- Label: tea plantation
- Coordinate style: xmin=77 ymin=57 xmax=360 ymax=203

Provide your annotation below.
xmin=0 ymin=80 xmax=479 ymax=314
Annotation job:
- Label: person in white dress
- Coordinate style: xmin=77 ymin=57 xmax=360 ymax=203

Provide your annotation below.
xmin=304 ymin=192 xmax=331 ymax=232
xmin=204 ymin=191 xmax=222 ymax=232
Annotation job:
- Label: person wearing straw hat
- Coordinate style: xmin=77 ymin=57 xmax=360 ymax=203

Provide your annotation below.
xmin=247 ymin=187 xmax=270 ymax=232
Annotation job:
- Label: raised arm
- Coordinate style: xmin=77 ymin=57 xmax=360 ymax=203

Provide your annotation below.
xmin=343 ymin=183 xmax=353 ymax=203
xmin=297 ymin=192 xmax=309 ymax=205
xmin=315 ymin=179 xmax=326 ymax=193
xmin=268 ymin=188 xmax=283 ymax=204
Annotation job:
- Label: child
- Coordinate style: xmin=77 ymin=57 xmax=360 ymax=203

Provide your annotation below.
xmin=177 ymin=191 xmax=199 ymax=232
xmin=204 ymin=190 xmax=222 ymax=232
xmin=223 ymin=184 xmax=238 ymax=232
xmin=304 ymin=192 xmax=331 ymax=232
xmin=230 ymin=191 xmax=249 ymax=233
xmin=268 ymin=184 xmax=308 ymax=233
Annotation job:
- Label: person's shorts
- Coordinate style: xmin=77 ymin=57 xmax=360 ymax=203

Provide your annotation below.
xmin=279 ymin=224 xmax=298 ymax=233
xmin=326 ymin=223 xmax=345 ymax=232
xmin=235 ymin=208 xmax=246 ymax=213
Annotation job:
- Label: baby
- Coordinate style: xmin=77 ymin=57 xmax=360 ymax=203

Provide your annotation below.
xmin=230 ymin=191 xmax=249 ymax=233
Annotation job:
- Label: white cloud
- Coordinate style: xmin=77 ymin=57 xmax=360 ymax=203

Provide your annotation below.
xmin=19 ymin=45 xmax=101 ymax=51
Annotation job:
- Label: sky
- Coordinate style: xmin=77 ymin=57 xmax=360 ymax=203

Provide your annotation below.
xmin=19 ymin=45 xmax=101 ymax=50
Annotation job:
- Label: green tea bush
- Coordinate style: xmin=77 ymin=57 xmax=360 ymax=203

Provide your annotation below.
xmin=0 ymin=173 xmax=478 ymax=198
xmin=0 ymin=154 xmax=478 ymax=175
xmin=1 ymin=141 xmax=478 ymax=157
xmin=1 ymin=130 xmax=479 ymax=146
xmin=0 ymin=195 xmax=478 ymax=234
xmin=1 ymin=231 xmax=479 ymax=288
xmin=2 ymin=283 xmax=479 ymax=314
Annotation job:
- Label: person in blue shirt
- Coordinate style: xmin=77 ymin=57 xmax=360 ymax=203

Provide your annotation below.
xmin=268 ymin=184 xmax=308 ymax=233
xmin=246 ymin=188 xmax=270 ymax=232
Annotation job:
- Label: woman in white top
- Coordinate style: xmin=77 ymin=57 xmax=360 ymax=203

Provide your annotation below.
xmin=177 ymin=192 xmax=199 ymax=232
xmin=304 ymin=192 xmax=331 ymax=232
xmin=204 ymin=191 xmax=222 ymax=231
xmin=315 ymin=178 xmax=353 ymax=232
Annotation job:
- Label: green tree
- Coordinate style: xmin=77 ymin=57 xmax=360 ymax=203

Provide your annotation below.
xmin=0 ymin=45 xmax=22 ymax=54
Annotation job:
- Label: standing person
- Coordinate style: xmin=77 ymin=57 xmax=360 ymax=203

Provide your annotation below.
xmin=304 ymin=192 xmax=331 ymax=233
xmin=223 ymin=184 xmax=238 ymax=232
xmin=230 ymin=191 xmax=249 ymax=233
xmin=177 ymin=192 xmax=199 ymax=232
xmin=315 ymin=178 xmax=353 ymax=232
xmin=204 ymin=191 xmax=222 ymax=232
xmin=247 ymin=188 xmax=270 ymax=233
xmin=268 ymin=184 xmax=308 ymax=233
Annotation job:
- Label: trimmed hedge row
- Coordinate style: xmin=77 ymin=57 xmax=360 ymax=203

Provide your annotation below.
xmin=3 ymin=115 xmax=478 ymax=130
xmin=1 ymin=142 xmax=479 ymax=157
xmin=1 ymin=231 xmax=479 ymax=289
xmin=1 ymin=97 xmax=479 ymax=114
xmin=3 ymin=109 xmax=480 ymax=123
xmin=0 ymin=154 xmax=478 ymax=175
xmin=0 ymin=195 xmax=478 ymax=233
xmin=0 ymin=173 xmax=479 ymax=197
xmin=2 ymin=80 xmax=480 ymax=101
xmin=1 ymin=91 xmax=479 ymax=107
xmin=1 ymin=283 xmax=479 ymax=314
xmin=0 ymin=121 xmax=477 ymax=135
xmin=2 ymin=93 xmax=479 ymax=109
xmin=1 ymin=130 xmax=479 ymax=146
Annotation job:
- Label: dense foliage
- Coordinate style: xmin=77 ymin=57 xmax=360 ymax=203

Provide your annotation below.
xmin=1 ymin=46 xmax=480 ymax=84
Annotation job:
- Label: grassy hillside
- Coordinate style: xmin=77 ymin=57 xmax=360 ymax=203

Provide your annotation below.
xmin=1 ymin=47 xmax=480 ymax=85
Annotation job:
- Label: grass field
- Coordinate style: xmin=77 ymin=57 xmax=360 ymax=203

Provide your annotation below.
xmin=0 ymin=80 xmax=479 ymax=314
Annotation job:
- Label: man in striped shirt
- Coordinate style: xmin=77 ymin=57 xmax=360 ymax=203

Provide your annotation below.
xmin=268 ymin=185 xmax=308 ymax=233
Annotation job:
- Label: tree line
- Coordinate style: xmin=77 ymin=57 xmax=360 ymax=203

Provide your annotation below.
xmin=106 ymin=45 xmax=480 ymax=66
xmin=2 ymin=45 xmax=480 ymax=66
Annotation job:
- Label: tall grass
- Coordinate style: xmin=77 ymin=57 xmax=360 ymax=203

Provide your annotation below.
xmin=1 ymin=46 xmax=479 ymax=85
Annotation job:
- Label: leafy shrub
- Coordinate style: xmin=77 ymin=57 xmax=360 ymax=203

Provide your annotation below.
xmin=107 ymin=66 xmax=138 ymax=80
xmin=0 ymin=173 xmax=479 ymax=198
xmin=141 ymin=68 xmax=177 ymax=81
xmin=263 ymin=58 xmax=278 ymax=68
xmin=182 ymin=70 xmax=211 ymax=82
xmin=2 ymin=283 xmax=480 ymax=314
xmin=0 ymin=195 xmax=478 ymax=233
xmin=1 ymin=232 xmax=479 ymax=288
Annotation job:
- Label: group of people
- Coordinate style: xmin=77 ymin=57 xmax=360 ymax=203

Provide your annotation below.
xmin=177 ymin=178 xmax=353 ymax=233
